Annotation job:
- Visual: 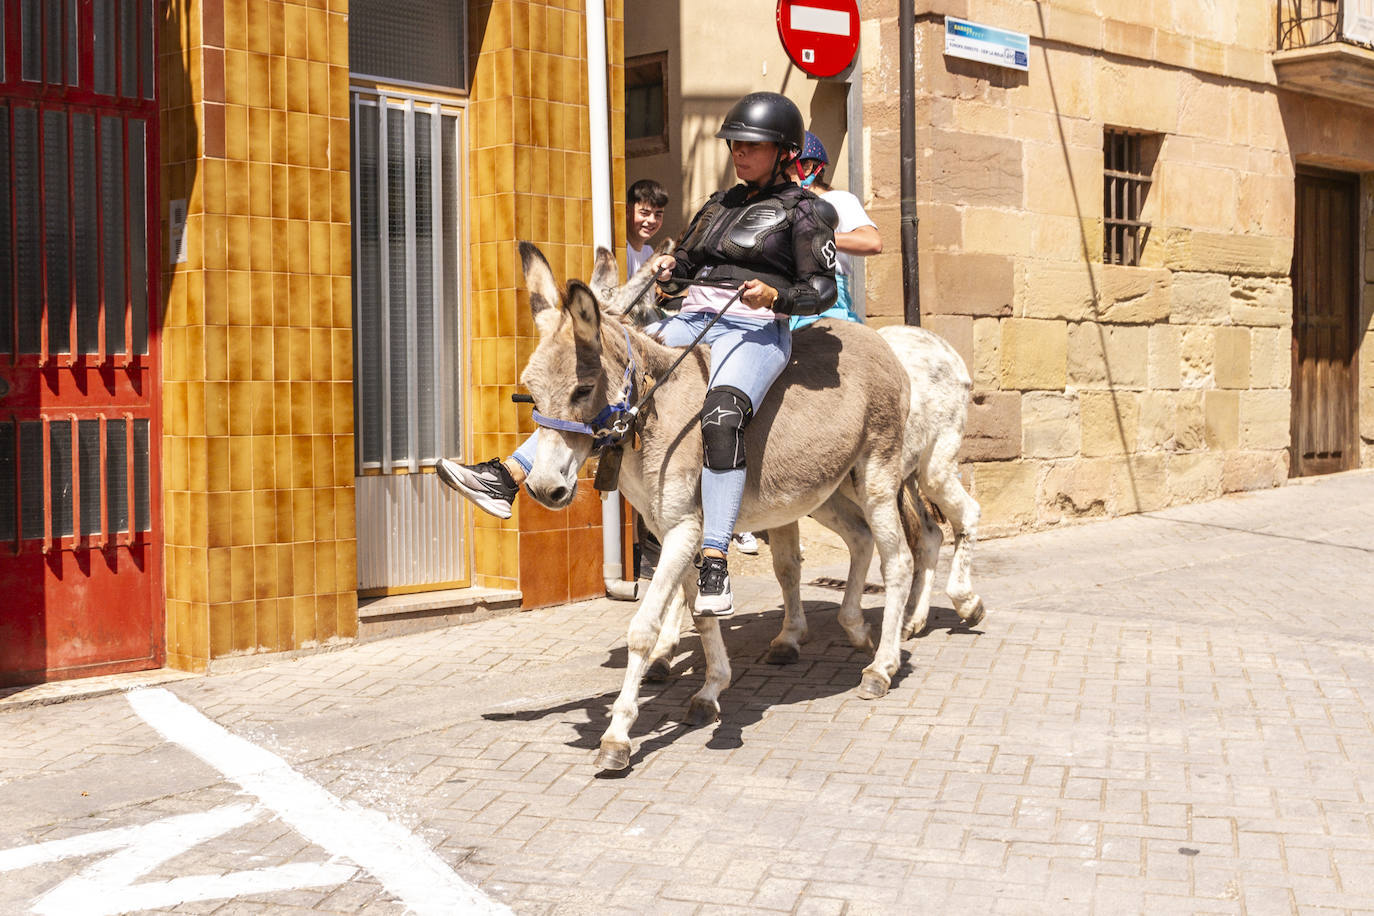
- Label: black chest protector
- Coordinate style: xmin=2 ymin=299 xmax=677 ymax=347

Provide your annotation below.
xmin=670 ymin=182 xmax=838 ymax=316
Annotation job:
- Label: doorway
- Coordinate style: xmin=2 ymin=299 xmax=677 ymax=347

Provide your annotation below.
xmin=1290 ymin=169 xmax=1361 ymax=477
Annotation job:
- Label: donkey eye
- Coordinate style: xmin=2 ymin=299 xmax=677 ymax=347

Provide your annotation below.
xmin=570 ymin=385 xmax=594 ymax=402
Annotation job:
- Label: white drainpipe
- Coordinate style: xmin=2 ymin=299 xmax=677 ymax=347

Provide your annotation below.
xmin=586 ymin=0 xmax=640 ymax=601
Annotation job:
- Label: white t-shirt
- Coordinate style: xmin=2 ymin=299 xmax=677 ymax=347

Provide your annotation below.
xmin=626 ymin=242 xmax=653 ymax=275
xmin=820 ymin=188 xmax=877 ymax=277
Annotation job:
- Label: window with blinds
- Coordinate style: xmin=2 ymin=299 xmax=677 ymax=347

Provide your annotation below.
xmin=351 ymin=92 xmax=465 ymax=473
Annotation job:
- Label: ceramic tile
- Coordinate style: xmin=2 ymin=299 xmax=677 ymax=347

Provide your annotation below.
xmin=229 ymin=435 xmax=253 ymax=490
xmin=230 ymin=490 xmax=254 ymax=547
xmin=251 ymin=431 xmax=276 ymax=487
xmin=209 ymin=604 xmax=233 ymax=657
xmin=256 ymin=597 xmax=281 ymax=650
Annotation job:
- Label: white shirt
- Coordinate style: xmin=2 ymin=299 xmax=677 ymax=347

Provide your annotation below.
xmin=626 ymin=241 xmax=653 ymax=275
xmin=820 ymin=189 xmax=877 ymax=277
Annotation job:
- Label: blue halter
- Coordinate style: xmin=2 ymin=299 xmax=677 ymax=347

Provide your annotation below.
xmin=530 ymin=325 xmax=639 ymax=450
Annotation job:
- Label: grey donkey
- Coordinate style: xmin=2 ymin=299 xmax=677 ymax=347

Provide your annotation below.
xmin=595 ymin=246 xmax=985 ymax=682
xmin=518 ymin=242 xmax=919 ymax=771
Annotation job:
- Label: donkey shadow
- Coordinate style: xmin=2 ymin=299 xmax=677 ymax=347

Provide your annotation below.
xmin=482 ymin=598 xmax=981 ymax=774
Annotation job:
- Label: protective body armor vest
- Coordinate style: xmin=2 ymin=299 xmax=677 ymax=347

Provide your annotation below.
xmin=668 ymin=181 xmax=839 ymax=316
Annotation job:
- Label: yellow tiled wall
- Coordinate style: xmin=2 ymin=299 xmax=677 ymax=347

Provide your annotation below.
xmin=161 ymin=0 xmax=356 ymax=671
xmin=466 ymin=0 xmax=626 ymax=604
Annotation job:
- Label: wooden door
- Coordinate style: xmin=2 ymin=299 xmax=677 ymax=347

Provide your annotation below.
xmin=1291 ymin=170 xmax=1360 ymax=478
xmin=0 ymin=0 xmax=163 ymax=686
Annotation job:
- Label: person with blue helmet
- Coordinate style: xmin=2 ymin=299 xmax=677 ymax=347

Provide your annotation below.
xmin=790 ymin=131 xmax=883 ymax=330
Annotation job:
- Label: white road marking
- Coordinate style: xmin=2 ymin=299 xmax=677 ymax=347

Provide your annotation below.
xmin=0 ymin=804 xmax=356 ymax=916
xmin=125 ymin=687 xmax=511 ymax=915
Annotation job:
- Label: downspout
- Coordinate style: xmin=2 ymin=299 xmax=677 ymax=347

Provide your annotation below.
xmin=586 ymin=0 xmax=640 ymax=601
xmin=899 ymin=0 xmax=920 ymax=325
xmin=845 ymin=49 xmax=867 ymax=320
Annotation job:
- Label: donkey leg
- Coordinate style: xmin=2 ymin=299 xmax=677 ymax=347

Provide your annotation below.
xmin=922 ymin=433 xmax=984 ymax=627
xmin=644 ymin=584 xmax=688 ymax=682
xmin=856 ymin=485 xmax=915 ymax=701
xmin=764 ymin=522 xmax=807 ymax=665
xmin=686 ymin=615 xmax=731 ymax=725
xmin=901 ymin=478 xmax=943 ymax=639
xmin=597 ymin=522 xmax=701 ymax=771
xmin=809 ymin=496 xmax=876 ymax=653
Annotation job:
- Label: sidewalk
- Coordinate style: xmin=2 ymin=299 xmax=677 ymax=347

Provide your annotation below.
xmin=2 ymin=471 xmax=1373 ymax=914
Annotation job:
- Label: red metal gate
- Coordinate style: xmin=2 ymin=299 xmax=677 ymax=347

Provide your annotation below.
xmin=0 ymin=0 xmax=162 ymax=686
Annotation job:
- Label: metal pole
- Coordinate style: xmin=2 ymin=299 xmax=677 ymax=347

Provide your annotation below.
xmin=899 ymin=0 xmax=920 ymax=326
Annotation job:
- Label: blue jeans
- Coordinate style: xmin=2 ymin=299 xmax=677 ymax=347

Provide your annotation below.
xmin=649 ymin=311 xmax=792 ymax=554
xmin=510 ymin=311 xmax=792 ymax=556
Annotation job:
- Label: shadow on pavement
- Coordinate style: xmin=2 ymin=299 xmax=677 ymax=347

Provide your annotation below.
xmin=481 ymin=597 xmax=981 ymax=772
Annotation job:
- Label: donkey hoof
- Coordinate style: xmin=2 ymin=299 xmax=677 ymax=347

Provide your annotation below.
xmin=958 ymin=596 xmax=986 ymax=628
xmin=765 ymin=643 xmax=800 ymax=665
xmin=644 ymin=658 xmax=673 ymax=682
xmin=856 ymin=671 xmax=890 ymax=700
xmin=685 ymin=697 xmax=719 ymax=727
xmin=594 ymin=741 xmax=632 ymax=771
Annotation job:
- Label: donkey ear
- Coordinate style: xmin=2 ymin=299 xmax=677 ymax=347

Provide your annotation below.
xmin=589 ymin=247 xmax=619 ymax=304
xmin=564 ymin=280 xmax=602 ymax=349
xmin=519 ymin=241 xmax=562 ymax=337
xmin=608 ymin=236 xmax=674 ymax=317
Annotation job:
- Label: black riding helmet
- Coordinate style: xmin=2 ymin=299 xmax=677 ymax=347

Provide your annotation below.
xmin=715 ymin=92 xmax=804 ymax=189
xmin=715 ymin=92 xmax=805 ymax=151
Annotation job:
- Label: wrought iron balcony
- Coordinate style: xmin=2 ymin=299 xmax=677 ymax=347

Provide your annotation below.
xmin=1274 ymin=0 xmax=1374 ymax=106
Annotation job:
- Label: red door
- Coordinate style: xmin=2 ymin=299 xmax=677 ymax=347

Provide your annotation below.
xmin=0 ymin=0 xmax=162 ymax=686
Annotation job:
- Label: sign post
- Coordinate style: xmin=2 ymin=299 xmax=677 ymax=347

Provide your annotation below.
xmin=776 ymin=0 xmax=860 ymax=79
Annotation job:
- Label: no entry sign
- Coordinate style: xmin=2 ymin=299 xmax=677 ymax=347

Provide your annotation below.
xmin=776 ymin=0 xmax=860 ymax=79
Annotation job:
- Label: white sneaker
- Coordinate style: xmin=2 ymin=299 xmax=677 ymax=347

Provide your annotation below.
xmin=732 ymin=531 xmax=759 ymax=555
xmin=694 ymin=555 xmax=733 ymax=617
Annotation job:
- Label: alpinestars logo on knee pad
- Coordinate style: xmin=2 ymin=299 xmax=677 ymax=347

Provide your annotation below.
xmin=702 ymin=404 xmax=742 ymax=427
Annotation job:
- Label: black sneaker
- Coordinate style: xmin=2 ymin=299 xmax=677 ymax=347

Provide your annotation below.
xmin=435 ymin=458 xmax=519 ymax=519
xmin=694 ymin=554 xmax=733 ymax=617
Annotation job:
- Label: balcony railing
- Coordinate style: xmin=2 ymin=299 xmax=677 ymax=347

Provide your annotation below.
xmin=1280 ymin=0 xmax=1374 ymax=51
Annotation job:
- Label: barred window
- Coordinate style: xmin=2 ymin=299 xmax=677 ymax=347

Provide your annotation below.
xmin=1103 ymin=129 xmax=1159 ymax=267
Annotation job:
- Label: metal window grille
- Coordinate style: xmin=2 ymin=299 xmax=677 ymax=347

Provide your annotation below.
xmin=351 ymin=91 xmax=465 ymax=474
xmin=1103 ymin=130 xmax=1153 ymax=268
xmin=348 ymin=0 xmax=468 ymax=93
xmin=0 ymin=415 xmax=152 ymax=548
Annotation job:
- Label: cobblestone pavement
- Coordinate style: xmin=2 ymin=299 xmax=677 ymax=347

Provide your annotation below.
xmin=2 ymin=471 xmax=1373 ymax=915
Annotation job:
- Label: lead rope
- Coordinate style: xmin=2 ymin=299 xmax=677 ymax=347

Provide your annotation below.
xmin=605 ymin=280 xmax=747 ymax=439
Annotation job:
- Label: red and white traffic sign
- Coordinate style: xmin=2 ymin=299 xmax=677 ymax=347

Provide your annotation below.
xmin=776 ymin=0 xmax=860 ymax=78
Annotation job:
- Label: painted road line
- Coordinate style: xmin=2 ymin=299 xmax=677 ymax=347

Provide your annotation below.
xmin=126 ymin=687 xmax=512 ymax=916
xmin=0 ymin=803 xmax=357 ymax=916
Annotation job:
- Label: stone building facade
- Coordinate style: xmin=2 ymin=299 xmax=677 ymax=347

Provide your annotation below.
xmin=631 ymin=0 xmax=1374 ymax=537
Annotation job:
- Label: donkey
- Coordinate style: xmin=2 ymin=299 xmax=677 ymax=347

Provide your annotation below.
xmin=592 ymin=247 xmax=983 ymax=677
xmin=518 ymin=242 xmax=918 ymax=771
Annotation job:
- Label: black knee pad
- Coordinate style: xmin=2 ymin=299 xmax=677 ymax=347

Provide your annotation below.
xmin=700 ymin=386 xmax=754 ymax=470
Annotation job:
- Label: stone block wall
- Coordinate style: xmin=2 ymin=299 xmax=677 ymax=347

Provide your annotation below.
xmin=862 ymin=0 xmax=1306 ymax=536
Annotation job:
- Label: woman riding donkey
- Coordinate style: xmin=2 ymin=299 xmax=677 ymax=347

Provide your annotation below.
xmin=438 ymin=91 xmax=839 ymax=618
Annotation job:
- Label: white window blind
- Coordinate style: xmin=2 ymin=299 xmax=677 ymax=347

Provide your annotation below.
xmin=352 ymin=92 xmax=464 ymax=473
